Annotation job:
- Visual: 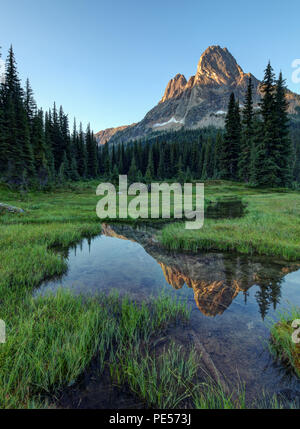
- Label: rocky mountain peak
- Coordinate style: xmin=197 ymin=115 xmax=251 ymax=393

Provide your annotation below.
xmin=195 ymin=45 xmax=244 ymax=85
xmin=160 ymin=73 xmax=187 ymax=103
xmin=105 ymin=46 xmax=300 ymax=144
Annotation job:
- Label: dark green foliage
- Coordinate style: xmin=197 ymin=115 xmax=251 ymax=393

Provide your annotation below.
xmin=221 ymin=93 xmax=241 ymax=180
xmin=238 ymin=78 xmax=254 ymax=182
xmin=255 ymin=62 xmax=279 ymax=187
xmin=1 ymin=47 xmax=297 ymax=190
xmin=273 ymin=73 xmax=293 ymax=187
xmin=251 ymin=63 xmax=294 ymax=188
xmin=85 ymin=124 xmax=98 ymax=178
xmin=128 ymin=156 xmax=138 ymax=183
xmin=0 ymin=46 xmax=97 ymax=189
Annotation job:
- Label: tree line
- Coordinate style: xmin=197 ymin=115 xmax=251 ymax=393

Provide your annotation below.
xmin=0 ymin=46 xmax=99 ymax=189
xmin=0 ymin=47 xmax=298 ymax=189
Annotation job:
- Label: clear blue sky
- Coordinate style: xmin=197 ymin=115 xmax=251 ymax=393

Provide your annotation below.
xmin=1 ymin=0 xmax=299 ymax=132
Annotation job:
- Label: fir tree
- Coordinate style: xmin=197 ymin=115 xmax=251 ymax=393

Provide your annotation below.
xmin=157 ymin=148 xmax=165 ymax=179
xmin=128 ymin=156 xmax=138 ymax=183
xmin=31 ymin=109 xmax=49 ymax=188
xmin=274 ymin=72 xmax=293 ymax=187
xmin=256 ymin=62 xmax=279 ymax=187
xmin=238 ymin=77 xmax=254 ymax=182
xmin=86 ymin=124 xmax=98 ymax=178
xmin=221 ymin=93 xmax=241 ymax=179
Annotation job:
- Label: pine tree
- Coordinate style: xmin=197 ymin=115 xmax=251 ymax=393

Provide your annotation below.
xmin=111 ymin=164 xmax=119 ymax=187
xmin=86 ymin=124 xmax=98 ymax=178
xmin=76 ymin=122 xmax=87 ymax=178
xmin=274 ymin=72 xmax=293 ymax=187
xmin=157 ymin=147 xmax=165 ymax=179
xmin=177 ymin=156 xmax=185 ymax=185
xmin=238 ymin=77 xmax=254 ymax=182
xmin=201 ymin=137 xmax=213 ymax=179
xmin=145 ymin=146 xmax=154 ymax=179
xmin=128 ymin=156 xmax=138 ymax=183
xmin=57 ymin=152 xmax=68 ymax=185
xmin=51 ymin=103 xmax=64 ymax=171
xmin=185 ymin=166 xmax=192 ymax=182
xmin=213 ymin=132 xmax=223 ymax=178
xmin=256 ymin=62 xmax=279 ymax=187
xmin=163 ymin=144 xmax=171 ymax=178
xmin=24 ymin=78 xmax=36 ymax=122
xmin=31 ymin=109 xmax=49 ymax=188
xmin=2 ymin=46 xmax=35 ymax=185
xmin=117 ymin=144 xmax=124 ymax=174
xmin=221 ymin=93 xmax=241 ymax=180
xmin=102 ymin=142 xmax=111 ymax=178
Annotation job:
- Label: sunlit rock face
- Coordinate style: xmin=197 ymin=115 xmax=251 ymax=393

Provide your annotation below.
xmin=101 ymin=224 xmax=299 ymax=317
xmin=160 ymin=74 xmax=188 ymax=104
xmin=107 ymin=45 xmax=300 ymax=144
xmin=95 ymin=124 xmax=135 ymax=145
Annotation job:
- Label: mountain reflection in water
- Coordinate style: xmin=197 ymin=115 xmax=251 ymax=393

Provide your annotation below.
xmin=101 ymin=224 xmax=300 ymax=320
xmin=36 ymin=223 xmax=300 ymax=403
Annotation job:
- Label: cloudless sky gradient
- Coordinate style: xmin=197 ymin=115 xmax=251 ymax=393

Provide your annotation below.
xmin=0 ymin=0 xmax=299 ymax=132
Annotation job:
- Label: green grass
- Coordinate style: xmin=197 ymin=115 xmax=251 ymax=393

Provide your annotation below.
xmin=160 ymin=184 xmax=300 ymax=261
xmin=269 ymin=307 xmax=300 ymax=378
xmin=0 ymin=179 xmax=299 ymax=408
xmin=0 ymin=291 xmax=103 ymax=408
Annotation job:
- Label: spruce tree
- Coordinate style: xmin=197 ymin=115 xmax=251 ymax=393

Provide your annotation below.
xmin=213 ymin=132 xmax=223 ymax=178
xmin=31 ymin=109 xmax=49 ymax=187
xmin=128 ymin=156 xmax=138 ymax=183
xmin=77 ymin=122 xmax=87 ymax=177
xmin=274 ymin=72 xmax=293 ymax=187
xmin=239 ymin=77 xmax=254 ymax=182
xmin=257 ymin=62 xmax=279 ymax=187
xmin=221 ymin=93 xmax=241 ymax=180
xmin=102 ymin=141 xmax=111 ymax=178
xmin=86 ymin=124 xmax=98 ymax=178
xmin=177 ymin=155 xmax=185 ymax=185
xmin=145 ymin=147 xmax=154 ymax=179
xmin=157 ymin=147 xmax=165 ymax=179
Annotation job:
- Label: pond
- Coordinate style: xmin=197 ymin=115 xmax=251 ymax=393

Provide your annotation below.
xmin=36 ymin=223 xmax=300 ymax=406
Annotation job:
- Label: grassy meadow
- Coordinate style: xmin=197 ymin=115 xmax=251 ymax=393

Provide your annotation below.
xmin=0 ymin=179 xmax=299 ymax=408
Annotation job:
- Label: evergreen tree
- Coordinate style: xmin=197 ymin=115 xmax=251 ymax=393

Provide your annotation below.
xmin=256 ymin=62 xmax=279 ymax=187
xmin=221 ymin=93 xmax=241 ymax=179
xmin=213 ymin=132 xmax=223 ymax=178
xmin=274 ymin=72 xmax=293 ymax=187
xmin=31 ymin=109 xmax=50 ymax=187
xmin=24 ymin=78 xmax=36 ymax=122
xmin=76 ymin=122 xmax=87 ymax=177
xmin=238 ymin=77 xmax=254 ymax=182
xmin=145 ymin=146 xmax=154 ymax=179
xmin=111 ymin=164 xmax=119 ymax=187
xmin=86 ymin=123 xmax=98 ymax=178
xmin=128 ymin=156 xmax=138 ymax=183
xmin=157 ymin=147 xmax=165 ymax=179
xmin=102 ymin=142 xmax=111 ymax=178
xmin=177 ymin=156 xmax=185 ymax=184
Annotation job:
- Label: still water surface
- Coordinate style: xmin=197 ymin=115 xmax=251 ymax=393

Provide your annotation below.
xmin=37 ymin=223 xmax=300 ymax=403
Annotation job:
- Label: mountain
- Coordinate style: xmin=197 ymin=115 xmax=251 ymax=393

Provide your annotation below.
xmin=106 ymin=45 xmax=300 ymax=144
xmin=95 ymin=125 xmax=133 ymax=145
